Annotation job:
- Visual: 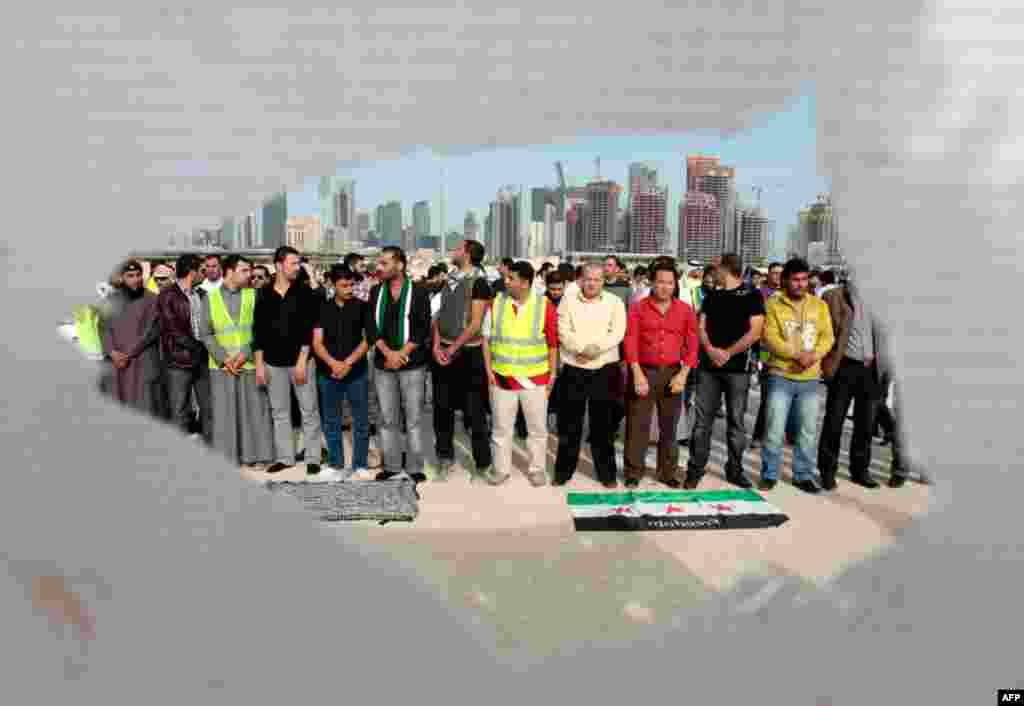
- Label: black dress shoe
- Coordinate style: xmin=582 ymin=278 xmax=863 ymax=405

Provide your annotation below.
xmin=376 ymin=470 xmax=401 ymax=481
xmin=408 ymin=472 xmax=427 ymax=484
xmin=725 ymin=473 xmax=753 ymax=489
xmin=306 ymin=463 xmax=321 ymax=475
xmin=888 ymin=475 xmax=907 ymax=488
xmin=601 ymin=479 xmax=618 ymax=490
xmin=662 ymin=478 xmax=682 ymax=489
xmin=850 ymin=474 xmax=880 ymax=489
xmin=624 ymin=478 xmax=640 ymax=489
xmin=758 ymin=478 xmax=777 ymax=491
xmin=683 ymin=477 xmax=701 ymax=490
xmin=820 ymin=474 xmax=837 ymax=491
xmin=265 ymin=462 xmax=289 ymax=474
xmin=793 ymin=479 xmax=821 ymax=494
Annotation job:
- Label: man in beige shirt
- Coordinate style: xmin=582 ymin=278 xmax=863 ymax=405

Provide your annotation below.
xmin=553 ymin=262 xmax=627 ymax=487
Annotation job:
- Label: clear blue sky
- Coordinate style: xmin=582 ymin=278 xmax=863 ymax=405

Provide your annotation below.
xmin=289 ymin=91 xmax=827 ymax=259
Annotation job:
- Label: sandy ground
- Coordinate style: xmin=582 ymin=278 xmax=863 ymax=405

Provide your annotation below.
xmin=239 ymin=382 xmax=932 ymax=659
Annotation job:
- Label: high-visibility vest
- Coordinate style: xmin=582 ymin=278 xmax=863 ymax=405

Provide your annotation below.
xmin=488 ymin=292 xmax=549 ymax=378
xmin=207 ymin=287 xmax=256 ymax=370
xmin=146 ymin=277 xmax=159 ymax=294
xmin=74 ymin=306 xmax=104 ymax=360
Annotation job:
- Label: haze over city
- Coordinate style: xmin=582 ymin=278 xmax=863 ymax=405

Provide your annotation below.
xmin=182 ymin=91 xmax=840 ymax=267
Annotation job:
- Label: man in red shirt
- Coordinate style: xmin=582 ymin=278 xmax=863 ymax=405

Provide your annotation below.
xmin=622 ymin=260 xmax=699 ymax=488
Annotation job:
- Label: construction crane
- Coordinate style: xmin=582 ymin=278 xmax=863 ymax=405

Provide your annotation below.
xmin=554 ymin=160 xmax=568 ymax=209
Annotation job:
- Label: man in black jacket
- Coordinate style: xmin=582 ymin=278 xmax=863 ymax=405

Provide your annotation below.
xmin=156 ymin=254 xmax=213 ymax=445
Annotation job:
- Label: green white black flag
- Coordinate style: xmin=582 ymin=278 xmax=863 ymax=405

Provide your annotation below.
xmin=568 ymin=489 xmax=789 ymax=531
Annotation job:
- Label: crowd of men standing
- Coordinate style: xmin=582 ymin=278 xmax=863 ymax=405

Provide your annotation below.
xmin=77 ymin=240 xmax=923 ymax=493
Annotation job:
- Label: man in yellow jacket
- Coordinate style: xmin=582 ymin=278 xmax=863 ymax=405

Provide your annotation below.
xmin=758 ymin=257 xmax=835 ymax=494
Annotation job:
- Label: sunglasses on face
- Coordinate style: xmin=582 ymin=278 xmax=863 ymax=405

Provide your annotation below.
xmin=154 ymin=276 xmax=170 ymax=282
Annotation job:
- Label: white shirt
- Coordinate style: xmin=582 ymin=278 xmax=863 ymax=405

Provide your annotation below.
xmin=556 ymin=289 xmax=626 ymax=370
xmin=199 ymin=278 xmax=222 ymax=293
xmin=430 ymin=291 xmax=443 ymax=319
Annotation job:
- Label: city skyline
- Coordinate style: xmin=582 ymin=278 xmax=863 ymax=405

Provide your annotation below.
xmin=286 ymin=92 xmax=826 ymax=259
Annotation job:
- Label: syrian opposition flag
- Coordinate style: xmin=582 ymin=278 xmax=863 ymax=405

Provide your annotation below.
xmin=567 ymin=489 xmax=789 ymax=531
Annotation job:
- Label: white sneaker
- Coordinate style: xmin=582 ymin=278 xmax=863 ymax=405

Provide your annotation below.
xmin=318 ymin=466 xmax=346 ymax=483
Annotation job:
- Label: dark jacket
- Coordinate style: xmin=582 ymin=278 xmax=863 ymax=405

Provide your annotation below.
xmin=821 ymin=285 xmax=888 ymax=384
xmin=157 ymin=283 xmax=207 ymax=370
xmin=366 ymin=279 xmax=432 ymax=371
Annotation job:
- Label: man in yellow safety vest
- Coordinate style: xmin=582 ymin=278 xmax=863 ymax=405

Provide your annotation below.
xmin=482 ymin=260 xmax=560 ymax=487
xmin=198 ymin=254 xmax=275 ymax=468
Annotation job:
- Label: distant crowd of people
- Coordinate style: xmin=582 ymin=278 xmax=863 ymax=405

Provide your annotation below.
xmin=71 ymin=242 xmax=923 ymax=492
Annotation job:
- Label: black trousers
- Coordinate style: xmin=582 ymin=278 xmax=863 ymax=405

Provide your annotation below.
xmin=875 ymin=374 xmax=908 ymax=477
xmin=432 ymin=345 xmax=492 ymax=469
xmin=554 ymin=364 xmax=618 ymax=484
xmin=817 ymin=357 xmax=883 ymax=480
xmin=165 ymin=364 xmax=213 ymax=445
xmin=686 ymin=369 xmax=751 ymax=479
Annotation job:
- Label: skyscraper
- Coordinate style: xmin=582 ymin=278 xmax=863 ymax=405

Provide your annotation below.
xmin=566 ymin=202 xmax=588 ymax=252
xmin=584 ymin=180 xmax=621 ymax=252
xmin=492 ymin=188 xmax=519 ymax=260
xmin=382 ymin=200 xmax=402 ymax=248
xmin=686 ymin=154 xmax=720 ymax=191
xmin=240 ymin=213 xmax=256 ymax=249
xmin=700 ymin=166 xmax=737 ymax=253
xmin=628 ymin=162 xmax=658 ymax=211
xmin=681 ymin=192 xmax=721 ymax=263
xmin=219 ymin=217 xmax=237 ymax=250
xmin=530 ymin=187 xmax=561 ymax=222
xmin=737 ymin=208 xmax=770 ymax=264
xmin=261 ymin=192 xmax=288 ymax=249
xmin=318 ymin=177 xmax=356 ymax=251
xmin=543 ymin=203 xmax=557 ymax=255
xmin=794 ymin=193 xmax=837 ymax=265
xmin=412 ymin=201 xmax=431 ymax=246
xmin=484 ymin=209 xmax=493 ymax=254
xmin=632 ymin=188 xmax=668 ymax=254
xmin=356 ymin=211 xmax=370 ymax=243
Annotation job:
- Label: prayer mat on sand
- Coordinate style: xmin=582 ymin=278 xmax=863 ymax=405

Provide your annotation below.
xmin=264 ymin=479 xmax=419 ymax=524
xmin=568 ymin=489 xmax=789 ymax=531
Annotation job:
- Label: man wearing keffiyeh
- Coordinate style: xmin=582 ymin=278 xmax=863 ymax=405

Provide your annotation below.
xmin=366 ymin=246 xmax=433 ymax=483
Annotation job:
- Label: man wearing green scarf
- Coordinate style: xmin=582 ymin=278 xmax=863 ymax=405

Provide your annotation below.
xmin=366 ymin=246 xmax=433 ymax=483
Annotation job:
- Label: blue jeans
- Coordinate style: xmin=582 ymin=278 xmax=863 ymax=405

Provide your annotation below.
xmin=760 ymin=375 xmax=820 ymax=482
xmin=374 ymin=366 xmax=428 ymax=475
xmin=317 ymin=368 xmax=370 ymax=470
